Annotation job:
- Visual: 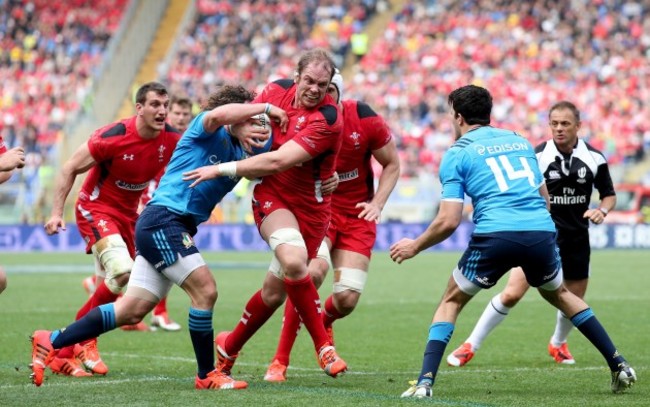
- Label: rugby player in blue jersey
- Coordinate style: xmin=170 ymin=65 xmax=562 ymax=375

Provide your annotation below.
xmin=390 ymin=85 xmax=635 ymax=398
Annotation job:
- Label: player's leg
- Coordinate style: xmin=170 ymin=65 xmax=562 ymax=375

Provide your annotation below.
xmin=402 ymin=273 xmax=474 ymax=398
xmin=448 ymin=267 xmax=530 ymax=367
xmin=75 ymin=215 xmax=136 ymax=320
xmin=262 ymin=208 xmax=345 ymax=377
xmin=55 ymin=225 xmax=136 ymax=374
xmin=218 ymin=210 xmax=300 ymax=363
xmin=30 ymin=282 xmax=157 ymax=386
xmin=324 ymin=248 xmax=369 ymax=332
xmin=172 ymin=260 xmax=247 ymax=390
xmin=526 ymin=234 xmax=636 ymax=392
xmin=214 ymin=208 xmax=297 ymax=378
xmin=537 ymin=283 xmax=636 ymax=392
xmin=323 ymin=214 xmax=374 ymax=335
xmin=402 ymin=234 xmax=515 ymax=398
xmin=265 ymin=240 xmax=332 ymax=382
xmin=218 ymin=270 xmax=286 ymax=377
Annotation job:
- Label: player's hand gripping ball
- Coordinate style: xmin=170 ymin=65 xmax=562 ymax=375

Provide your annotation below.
xmin=250 ymin=113 xmax=273 ymax=155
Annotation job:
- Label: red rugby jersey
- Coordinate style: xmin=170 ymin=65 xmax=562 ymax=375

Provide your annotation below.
xmin=78 ymin=116 xmax=180 ymax=220
xmin=253 ymin=79 xmax=343 ymax=207
xmin=332 ymin=99 xmax=392 ymax=215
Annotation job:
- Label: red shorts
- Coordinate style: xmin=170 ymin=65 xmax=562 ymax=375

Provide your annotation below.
xmin=252 ymin=186 xmax=329 ymax=259
xmin=75 ymin=204 xmax=136 ymax=256
xmin=326 ymin=211 xmax=377 ymax=258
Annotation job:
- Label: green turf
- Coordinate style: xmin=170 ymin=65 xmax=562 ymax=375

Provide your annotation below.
xmin=0 ymin=250 xmax=647 ymax=406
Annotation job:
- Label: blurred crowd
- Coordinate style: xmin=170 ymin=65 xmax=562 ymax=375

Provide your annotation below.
xmin=2 ymin=0 xmax=650 ymax=222
xmin=345 ymin=0 xmax=650 ymax=177
xmin=165 ymin=0 xmax=380 ymax=109
xmin=0 ymin=0 xmax=127 ymax=221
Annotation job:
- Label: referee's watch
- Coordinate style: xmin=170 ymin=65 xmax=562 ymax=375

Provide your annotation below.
xmin=598 ymin=207 xmax=609 ymax=217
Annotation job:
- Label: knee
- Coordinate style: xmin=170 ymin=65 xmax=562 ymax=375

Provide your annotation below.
xmin=333 ymin=291 xmax=359 ymax=316
xmin=194 ymin=283 xmax=218 ymax=310
xmin=500 ymin=290 xmax=523 ymax=308
xmin=202 ymin=289 xmax=218 ymax=309
xmin=282 ymin=257 xmax=307 ymax=279
xmin=309 ymin=262 xmax=329 ymax=288
xmin=117 ymin=306 xmax=148 ymax=326
xmin=93 ymin=235 xmax=134 ymax=294
xmin=261 ymin=285 xmax=285 ymax=309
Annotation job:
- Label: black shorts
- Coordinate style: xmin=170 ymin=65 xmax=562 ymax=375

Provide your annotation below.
xmin=457 ymin=231 xmax=561 ymax=289
xmin=557 ymin=230 xmax=590 ymax=280
xmin=135 ymin=205 xmax=199 ymax=272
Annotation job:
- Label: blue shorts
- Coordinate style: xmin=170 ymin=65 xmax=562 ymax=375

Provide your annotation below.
xmin=135 ymin=205 xmax=199 ymax=272
xmin=457 ymin=231 xmax=561 ymax=289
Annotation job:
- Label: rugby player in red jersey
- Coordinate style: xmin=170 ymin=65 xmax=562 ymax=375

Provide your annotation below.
xmin=264 ymin=70 xmax=401 ymax=382
xmin=41 ymin=82 xmax=182 ymax=377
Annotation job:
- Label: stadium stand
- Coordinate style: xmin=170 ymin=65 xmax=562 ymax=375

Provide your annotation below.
xmin=344 ymin=0 xmax=650 ymax=179
xmin=0 ymin=0 xmax=129 ymax=222
xmin=1 ymin=0 xmax=649 ymax=223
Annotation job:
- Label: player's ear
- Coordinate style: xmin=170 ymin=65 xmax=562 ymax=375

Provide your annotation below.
xmin=293 ymin=71 xmax=299 ymax=82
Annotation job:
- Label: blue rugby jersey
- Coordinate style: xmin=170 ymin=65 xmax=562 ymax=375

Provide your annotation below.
xmin=150 ymin=111 xmax=247 ymax=225
xmin=439 ymin=126 xmax=555 ymax=234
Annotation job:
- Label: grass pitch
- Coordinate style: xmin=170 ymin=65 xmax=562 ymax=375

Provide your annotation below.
xmin=0 ymin=250 xmax=647 ymax=406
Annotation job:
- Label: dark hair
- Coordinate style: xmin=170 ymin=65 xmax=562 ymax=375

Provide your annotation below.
xmin=202 ymin=85 xmax=255 ymax=111
xmin=447 ymin=85 xmax=492 ymax=125
xmin=171 ymin=95 xmax=192 ymax=109
xmin=135 ymin=82 xmax=168 ymax=105
xmin=296 ymin=48 xmax=337 ymax=81
xmin=549 ymin=100 xmax=580 ymax=122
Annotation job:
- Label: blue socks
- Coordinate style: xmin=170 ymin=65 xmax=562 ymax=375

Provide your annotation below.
xmin=417 ymin=322 xmax=455 ymax=386
xmin=188 ymin=307 xmax=214 ymax=379
xmin=571 ymin=308 xmax=625 ymax=371
xmin=51 ymin=304 xmax=117 ymax=349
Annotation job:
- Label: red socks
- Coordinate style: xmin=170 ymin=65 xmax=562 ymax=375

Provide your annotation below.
xmin=273 ymin=298 xmax=302 ymax=365
xmin=284 ymin=275 xmax=329 ymax=351
xmin=225 ymin=290 xmax=275 ymax=355
xmin=153 ymin=296 xmax=167 ymax=315
xmin=322 ymin=294 xmax=344 ymax=327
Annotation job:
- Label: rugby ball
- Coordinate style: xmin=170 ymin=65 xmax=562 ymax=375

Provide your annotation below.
xmin=250 ymin=113 xmax=273 ymax=155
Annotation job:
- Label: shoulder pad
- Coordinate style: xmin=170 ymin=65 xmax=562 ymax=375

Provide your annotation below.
xmin=100 ymin=123 xmax=127 ymax=138
xmin=272 ymin=79 xmax=294 ymax=89
xmin=356 ymin=101 xmax=377 ymax=119
xmin=318 ymin=104 xmax=338 ymax=125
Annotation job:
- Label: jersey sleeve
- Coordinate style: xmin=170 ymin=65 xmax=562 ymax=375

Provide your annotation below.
xmin=365 ymin=114 xmax=392 ymax=151
xmin=594 ymin=161 xmax=616 ymax=199
xmin=87 ymin=127 xmax=114 ymax=162
xmin=0 ymin=135 xmax=7 ymax=154
xmin=439 ymin=148 xmax=465 ymax=202
xmin=184 ymin=111 xmax=222 ymax=141
xmin=292 ymin=105 xmax=342 ymax=156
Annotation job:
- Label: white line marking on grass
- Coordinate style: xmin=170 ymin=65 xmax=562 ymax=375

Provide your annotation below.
xmin=102 ymin=351 xmax=635 ymax=376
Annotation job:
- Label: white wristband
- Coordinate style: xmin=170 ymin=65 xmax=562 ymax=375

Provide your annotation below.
xmin=217 ymin=161 xmax=237 ymax=177
xmin=265 ymin=103 xmax=271 ymax=115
